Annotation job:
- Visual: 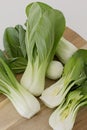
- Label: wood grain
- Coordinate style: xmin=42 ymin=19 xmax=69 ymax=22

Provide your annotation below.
xmin=0 ymin=27 xmax=87 ymax=130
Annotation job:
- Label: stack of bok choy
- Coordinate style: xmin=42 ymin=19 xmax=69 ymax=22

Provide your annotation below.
xmin=2 ymin=25 xmax=77 ymax=78
xmin=0 ymin=2 xmax=66 ymax=118
xmin=0 ymin=2 xmax=87 ymax=130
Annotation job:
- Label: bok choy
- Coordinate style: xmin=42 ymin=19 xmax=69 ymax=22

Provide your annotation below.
xmin=40 ymin=49 xmax=87 ymax=108
xmin=3 ymin=24 xmax=26 ymax=58
xmin=0 ymin=57 xmax=40 ymax=118
xmin=3 ymin=25 xmax=27 ymax=73
xmin=20 ymin=2 xmax=65 ymax=96
xmin=56 ymin=37 xmax=77 ymax=64
xmin=49 ymin=81 xmax=87 ymax=130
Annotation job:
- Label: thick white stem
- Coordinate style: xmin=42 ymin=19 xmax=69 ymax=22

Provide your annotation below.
xmin=21 ymin=59 xmax=47 ymax=96
xmin=7 ymin=85 xmax=40 ymax=119
xmin=20 ymin=62 xmax=33 ymax=90
xmin=56 ymin=37 xmax=77 ymax=64
xmin=40 ymin=77 xmax=66 ymax=108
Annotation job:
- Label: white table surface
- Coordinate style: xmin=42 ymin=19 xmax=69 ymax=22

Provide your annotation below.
xmin=0 ymin=0 xmax=87 ymax=49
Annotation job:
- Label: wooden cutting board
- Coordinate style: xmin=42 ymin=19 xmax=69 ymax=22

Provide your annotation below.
xmin=0 ymin=27 xmax=87 ymax=130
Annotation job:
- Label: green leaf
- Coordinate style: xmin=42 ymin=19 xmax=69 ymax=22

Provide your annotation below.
xmin=26 ymin=2 xmax=52 ymax=17
xmin=15 ymin=25 xmax=26 ymax=58
xmin=0 ymin=50 xmax=27 ymax=74
xmin=3 ymin=27 xmax=22 ymax=57
xmin=0 ymin=58 xmax=18 ymax=88
xmin=0 ymin=50 xmax=8 ymax=64
xmin=9 ymin=57 xmax=27 ymax=73
xmin=3 ymin=25 xmax=26 ymax=58
xmin=78 ymin=80 xmax=87 ymax=96
xmin=26 ymin=2 xmax=65 ymax=63
xmin=63 ymin=50 xmax=85 ymax=83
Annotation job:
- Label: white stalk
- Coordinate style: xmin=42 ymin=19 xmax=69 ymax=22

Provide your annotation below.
xmin=40 ymin=77 xmax=67 ymax=108
xmin=49 ymin=106 xmax=78 ymax=130
xmin=21 ymin=58 xmax=47 ymax=96
xmin=0 ymin=57 xmax=40 ymax=119
xmin=40 ymin=76 xmax=77 ymax=108
xmin=49 ymin=91 xmax=82 ymax=130
xmin=56 ymin=37 xmax=77 ymax=64
xmin=7 ymin=84 xmax=40 ymax=119
xmin=20 ymin=62 xmax=33 ymax=90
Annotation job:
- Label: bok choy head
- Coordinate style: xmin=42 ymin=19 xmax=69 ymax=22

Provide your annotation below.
xmin=0 ymin=57 xmax=40 ymax=118
xmin=49 ymin=80 xmax=87 ymax=130
xmin=40 ymin=49 xmax=87 ymax=108
xmin=21 ymin=2 xmax=65 ymax=96
xmin=3 ymin=25 xmax=27 ymax=73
